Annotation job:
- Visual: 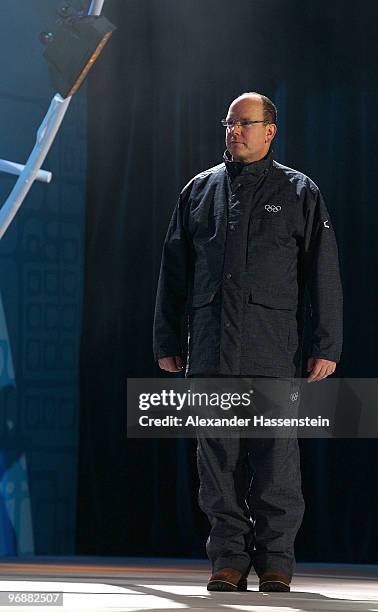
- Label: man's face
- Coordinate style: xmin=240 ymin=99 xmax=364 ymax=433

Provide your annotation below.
xmin=225 ymin=96 xmax=276 ymax=163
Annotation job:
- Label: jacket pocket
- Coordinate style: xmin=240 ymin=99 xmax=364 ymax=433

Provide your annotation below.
xmin=248 ymin=286 xmax=297 ymax=311
xmin=244 ymin=288 xmax=297 ymax=366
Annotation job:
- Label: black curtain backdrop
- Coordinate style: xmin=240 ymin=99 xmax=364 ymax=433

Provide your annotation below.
xmin=77 ymin=0 xmax=377 ymax=562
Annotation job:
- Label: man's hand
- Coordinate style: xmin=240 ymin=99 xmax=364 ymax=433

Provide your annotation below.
xmin=158 ymin=355 xmax=183 ymax=372
xmin=307 ymin=357 xmax=336 ymax=382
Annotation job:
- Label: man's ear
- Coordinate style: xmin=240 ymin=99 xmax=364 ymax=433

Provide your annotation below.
xmin=266 ymin=123 xmax=277 ymax=142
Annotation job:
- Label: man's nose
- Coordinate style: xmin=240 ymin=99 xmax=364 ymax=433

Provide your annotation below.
xmin=229 ymin=122 xmax=241 ymax=135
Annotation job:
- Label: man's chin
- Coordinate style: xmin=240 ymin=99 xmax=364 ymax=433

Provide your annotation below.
xmin=228 ymin=144 xmax=247 ymax=162
xmin=230 ymin=153 xmax=248 ymax=162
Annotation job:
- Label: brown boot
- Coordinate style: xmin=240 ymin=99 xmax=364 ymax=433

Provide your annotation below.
xmin=207 ymin=567 xmax=247 ymax=591
xmin=259 ymin=569 xmax=291 ymax=592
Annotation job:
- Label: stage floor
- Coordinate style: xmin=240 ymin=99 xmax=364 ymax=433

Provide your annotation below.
xmin=0 ymin=557 xmax=377 ymax=611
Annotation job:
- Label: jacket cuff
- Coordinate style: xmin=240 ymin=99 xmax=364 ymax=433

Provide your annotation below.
xmin=309 ymin=348 xmax=341 ymax=364
xmin=154 ymin=346 xmax=182 ymax=362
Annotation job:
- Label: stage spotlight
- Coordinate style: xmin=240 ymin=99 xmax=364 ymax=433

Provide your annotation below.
xmin=57 ymin=4 xmax=76 ymax=19
xmin=39 ymin=31 xmax=54 ymax=45
xmin=42 ymin=13 xmax=116 ymax=98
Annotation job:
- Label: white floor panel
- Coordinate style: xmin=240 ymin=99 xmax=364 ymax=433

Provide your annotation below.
xmin=0 ymin=559 xmax=376 ymax=610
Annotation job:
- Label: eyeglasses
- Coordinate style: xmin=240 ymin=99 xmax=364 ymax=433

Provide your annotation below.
xmin=221 ymin=119 xmax=266 ymax=128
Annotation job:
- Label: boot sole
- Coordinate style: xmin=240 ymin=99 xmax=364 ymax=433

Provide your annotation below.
xmin=207 ymin=578 xmax=247 ymax=592
xmin=259 ymin=580 xmax=290 ymax=592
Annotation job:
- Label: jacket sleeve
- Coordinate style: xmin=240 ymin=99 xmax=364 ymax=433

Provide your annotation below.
xmin=153 ymin=193 xmax=191 ymax=361
xmin=302 ymin=186 xmax=343 ymax=363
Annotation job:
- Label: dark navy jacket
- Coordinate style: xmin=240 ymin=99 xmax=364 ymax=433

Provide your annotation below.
xmin=153 ymin=149 xmax=343 ymax=377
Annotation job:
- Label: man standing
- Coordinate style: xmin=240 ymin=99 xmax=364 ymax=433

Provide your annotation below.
xmin=153 ymin=92 xmax=343 ymax=592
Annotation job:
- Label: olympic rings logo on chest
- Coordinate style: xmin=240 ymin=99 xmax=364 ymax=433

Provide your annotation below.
xmin=265 ymin=204 xmax=282 ymax=213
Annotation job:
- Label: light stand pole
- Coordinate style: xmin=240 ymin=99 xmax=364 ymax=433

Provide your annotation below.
xmin=0 ymin=0 xmax=112 ymax=240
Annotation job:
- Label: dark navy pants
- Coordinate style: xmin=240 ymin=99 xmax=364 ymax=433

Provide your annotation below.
xmin=195 ymin=376 xmax=305 ymax=579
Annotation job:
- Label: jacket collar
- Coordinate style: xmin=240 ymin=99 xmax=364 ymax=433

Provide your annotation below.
xmin=223 ymin=148 xmax=274 ymax=181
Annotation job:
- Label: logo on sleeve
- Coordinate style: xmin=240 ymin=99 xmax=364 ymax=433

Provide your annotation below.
xmin=323 ymin=220 xmax=330 ymax=228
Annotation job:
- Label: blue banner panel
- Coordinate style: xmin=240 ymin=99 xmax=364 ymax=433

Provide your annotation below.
xmin=0 ymin=0 xmax=85 ymax=555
